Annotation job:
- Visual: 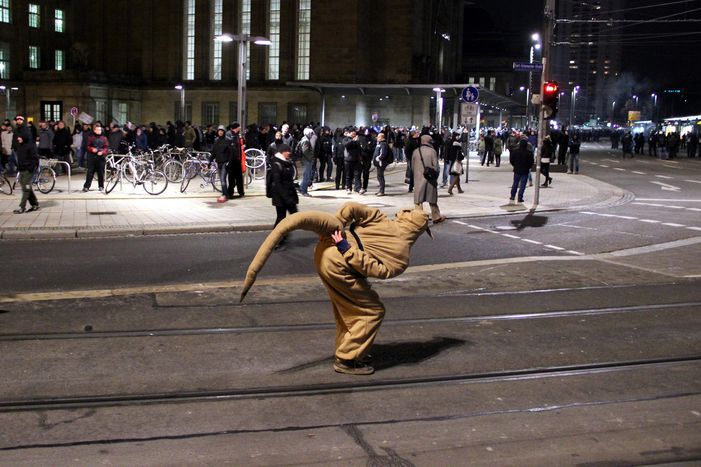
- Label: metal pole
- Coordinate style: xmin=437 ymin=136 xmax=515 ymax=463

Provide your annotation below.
xmin=237 ymin=37 xmax=246 ymax=127
xmin=533 ymin=0 xmax=555 ymax=208
xmin=321 ymin=92 xmax=326 ymax=127
xmin=180 ymin=88 xmax=185 ymax=121
xmin=527 ymin=46 xmax=533 ymax=128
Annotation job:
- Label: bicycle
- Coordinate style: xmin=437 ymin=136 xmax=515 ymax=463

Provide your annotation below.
xmin=244 ymin=148 xmax=267 ymax=185
xmin=180 ymin=156 xmax=220 ymax=193
xmin=12 ymin=160 xmax=56 ymax=194
xmin=0 ymin=170 xmax=12 ymax=195
xmin=104 ymin=152 xmax=168 ymax=195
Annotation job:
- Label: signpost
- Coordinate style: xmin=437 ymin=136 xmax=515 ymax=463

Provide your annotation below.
xmin=70 ymin=106 xmax=78 ymax=126
xmin=513 ymin=61 xmax=544 ymax=72
xmin=461 ymin=86 xmax=479 ymax=103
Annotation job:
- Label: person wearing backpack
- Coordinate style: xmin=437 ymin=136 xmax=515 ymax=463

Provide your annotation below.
xmin=267 ymin=143 xmax=298 ymax=250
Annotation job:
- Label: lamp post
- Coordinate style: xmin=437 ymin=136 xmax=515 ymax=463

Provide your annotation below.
xmin=526 ymin=33 xmax=541 ymax=129
xmin=432 ymin=87 xmax=445 ymax=127
xmin=174 ymin=85 xmax=185 ymax=121
xmin=632 ymin=94 xmax=639 ymax=108
xmin=651 ymin=93 xmax=657 ymax=121
xmin=611 ymin=100 xmax=616 ymax=124
xmin=215 ymin=33 xmax=271 ymax=129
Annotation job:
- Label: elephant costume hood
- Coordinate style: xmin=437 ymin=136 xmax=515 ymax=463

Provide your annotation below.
xmin=240 ymin=203 xmax=429 ymax=301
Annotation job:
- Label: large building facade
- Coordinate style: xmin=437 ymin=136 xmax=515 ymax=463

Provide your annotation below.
xmin=1 ymin=0 xmax=480 ymax=128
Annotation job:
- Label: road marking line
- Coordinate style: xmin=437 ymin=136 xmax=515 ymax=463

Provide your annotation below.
xmin=635 ymin=198 xmax=701 ymax=202
xmin=686 ymin=227 xmax=701 ymax=232
xmin=632 ymin=171 xmax=647 ymax=175
xmin=502 ymin=234 xmax=519 ymax=239
xmin=614 ymin=215 xmax=638 ymax=220
xmin=567 ymin=250 xmax=585 ymax=256
xmin=651 ymin=181 xmax=681 ymax=192
xmin=655 ymin=175 xmax=674 ymax=179
xmin=662 ymin=222 xmax=686 ymax=227
xmin=684 ymin=180 xmax=701 ymax=184
xmin=545 ymin=244 xmax=565 ymax=250
xmin=613 ymin=168 xmax=626 ymax=172
xmin=521 ymin=239 xmax=542 ymax=245
xmin=603 ymin=159 xmax=620 ymax=163
xmin=600 ymin=164 xmax=609 ymax=168
xmin=452 ymin=220 xmax=468 ymax=225
xmin=690 ymin=208 xmax=701 ymax=212
xmin=640 ymin=219 xmax=661 ymax=223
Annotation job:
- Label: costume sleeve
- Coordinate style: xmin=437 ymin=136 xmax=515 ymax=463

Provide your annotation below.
xmin=341 ymin=246 xmax=393 ymax=279
xmin=335 ymin=202 xmax=386 ymax=227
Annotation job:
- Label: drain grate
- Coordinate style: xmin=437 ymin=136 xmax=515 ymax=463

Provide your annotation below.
xmin=88 ymin=212 xmax=118 ymax=215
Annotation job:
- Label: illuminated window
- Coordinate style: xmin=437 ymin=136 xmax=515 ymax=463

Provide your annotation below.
xmin=0 ymin=42 xmax=8 ymax=79
xmin=241 ymin=0 xmax=251 ymax=80
xmin=29 ymin=45 xmax=40 ymax=69
xmin=296 ymin=0 xmax=311 ymax=80
xmin=569 ymin=60 xmax=575 ymax=64
xmin=183 ymin=0 xmax=195 ymax=80
xmin=210 ymin=0 xmax=222 ymax=80
xmin=479 ymin=77 xmax=485 ymax=88
xmin=116 ymin=102 xmax=128 ymax=124
xmin=0 ymin=0 xmax=10 ymax=23
xmin=28 ymin=3 xmax=39 ymax=28
xmin=55 ymin=49 xmax=64 ymax=70
xmin=54 ymin=9 xmax=64 ymax=32
xmin=95 ymin=100 xmax=106 ymax=122
xmin=267 ymin=0 xmax=280 ymax=80
xmin=489 ymin=77 xmax=496 ymax=91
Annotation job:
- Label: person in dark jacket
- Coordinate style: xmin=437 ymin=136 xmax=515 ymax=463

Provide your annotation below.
xmin=209 ymin=126 xmax=232 ymax=203
xmin=52 ymin=120 xmax=72 ymax=175
xmin=343 ymin=129 xmax=362 ymax=194
xmin=372 ymin=132 xmax=389 ymax=196
xmin=568 ymin=133 xmax=581 ymax=173
xmin=446 ymin=134 xmax=465 ymax=195
xmin=12 ymin=115 xmax=40 ymax=213
xmin=333 ymin=128 xmax=346 ymax=190
xmin=317 ymin=127 xmax=334 ymax=182
xmin=83 ymin=124 xmax=109 ymax=192
xmin=404 ymin=128 xmax=420 ymax=193
xmin=269 ymin=143 xmax=299 ymax=250
xmin=558 ymin=130 xmax=569 ymax=165
xmin=540 ymin=135 xmax=554 ymax=187
xmin=227 ymin=122 xmax=246 ymax=198
xmin=509 ymin=139 xmax=535 ymax=203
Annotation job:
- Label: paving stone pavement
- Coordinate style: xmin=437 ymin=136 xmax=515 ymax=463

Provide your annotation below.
xmin=0 ymin=154 xmax=627 ymax=239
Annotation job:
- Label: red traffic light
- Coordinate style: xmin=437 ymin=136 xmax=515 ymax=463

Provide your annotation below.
xmin=544 ymin=82 xmax=559 ymax=94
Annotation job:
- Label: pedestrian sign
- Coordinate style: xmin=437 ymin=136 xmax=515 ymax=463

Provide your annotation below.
xmin=461 ymin=86 xmax=479 ymax=103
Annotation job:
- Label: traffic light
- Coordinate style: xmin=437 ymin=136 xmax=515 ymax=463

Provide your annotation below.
xmin=543 ymin=81 xmax=559 ymax=119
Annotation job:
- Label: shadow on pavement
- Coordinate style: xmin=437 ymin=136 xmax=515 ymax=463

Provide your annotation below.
xmin=372 ymin=336 xmax=468 ymax=370
xmin=510 ymin=211 xmax=549 ymax=231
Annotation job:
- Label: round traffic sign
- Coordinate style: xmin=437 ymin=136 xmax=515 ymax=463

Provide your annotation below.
xmin=461 ymin=86 xmax=479 ymax=103
xmin=70 ymin=106 xmax=79 ymax=117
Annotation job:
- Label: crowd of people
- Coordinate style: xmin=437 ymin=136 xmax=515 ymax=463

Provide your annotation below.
xmin=613 ymin=129 xmax=698 ymax=160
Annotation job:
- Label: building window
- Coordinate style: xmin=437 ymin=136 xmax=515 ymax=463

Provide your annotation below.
xmin=0 ymin=0 xmax=10 ymax=23
xmin=0 ymin=42 xmax=9 ymax=79
xmin=489 ymin=77 xmax=496 ymax=91
xmin=258 ymin=102 xmax=276 ymax=125
xmin=95 ymin=100 xmax=107 ymax=123
xmin=174 ymin=101 xmax=192 ymax=122
xmin=28 ymin=3 xmax=39 ymax=28
xmin=229 ymin=101 xmax=238 ymax=123
xmin=28 ymin=46 xmax=40 ymax=69
xmin=54 ymin=49 xmax=64 ymax=70
xmin=287 ymin=103 xmax=307 ymax=123
xmin=210 ymin=0 xmax=223 ymax=80
xmin=41 ymin=101 xmax=62 ymax=121
xmin=202 ymin=102 xmax=220 ymax=125
xmin=296 ymin=0 xmax=311 ymax=80
xmin=183 ymin=0 xmax=195 ymax=80
xmin=240 ymin=0 xmax=251 ymax=80
xmin=115 ymin=102 xmax=128 ymax=124
xmin=54 ymin=9 xmax=64 ymax=32
xmin=267 ymin=0 xmax=280 ymax=80
xmin=478 ymin=77 xmax=485 ymax=88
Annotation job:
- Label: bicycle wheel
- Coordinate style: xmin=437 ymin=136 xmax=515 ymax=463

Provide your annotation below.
xmin=104 ymin=164 xmax=120 ymax=194
xmin=36 ymin=167 xmax=56 ymax=194
xmin=210 ymin=170 xmax=222 ymax=193
xmin=0 ymin=175 xmax=12 ymax=195
xmin=162 ymin=159 xmax=184 ymax=183
xmin=180 ymin=163 xmax=195 ymax=193
xmin=123 ymin=162 xmax=136 ymax=184
xmin=143 ymin=170 xmax=168 ymax=195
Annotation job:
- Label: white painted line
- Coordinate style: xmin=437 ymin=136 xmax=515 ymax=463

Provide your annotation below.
xmin=662 ymin=223 xmax=685 ymax=227
xmin=650 ymin=181 xmax=681 ymax=192
xmin=684 ymin=179 xmax=701 ymax=184
xmin=689 ymin=208 xmax=701 ymax=212
xmin=616 ymin=215 xmax=638 ymax=220
xmin=502 ymin=234 xmax=519 ymax=239
xmin=686 ymin=226 xmax=701 ymax=232
xmin=521 ymin=239 xmax=542 ymax=245
xmin=567 ymin=250 xmax=585 ymax=256
xmin=545 ymin=244 xmax=565 ymax=250
xmin=600 ymin=164 xmax=609 ymax=168
xmin=613 ymin=168 xmax=626 ymax=172
xmin=579 ymin=211 xmax=597 ymax=215
xmin=635 ymin=198 xmax=701 ymax=202
xmin=632 ymin=202 xmax=661 ymax=207
xmin=603 ymin=159 xmax=620 ymax=163
xmin=452 ymin=220 xmax=468 ymax=225
xmin=632 ymin=171 xmax=647 ymax=175
xmin=655 ymin=175 xmax=674 ymax=179
xmin=640 ymin=219 xmax=661 ymax=223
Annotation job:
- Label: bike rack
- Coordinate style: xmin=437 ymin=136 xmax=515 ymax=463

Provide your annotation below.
xmin=41 ymin=158 xmax=72 ymax=193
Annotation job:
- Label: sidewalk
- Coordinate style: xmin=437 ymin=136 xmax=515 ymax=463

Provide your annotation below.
xmin=0 ymin=153 xmax=628 ymax=240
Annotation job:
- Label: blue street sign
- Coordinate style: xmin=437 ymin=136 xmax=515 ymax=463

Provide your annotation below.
xmin=513 ymin=61 xmax=543 ymax=72
xmin=461 ymin=86 xmax=479 ymax=103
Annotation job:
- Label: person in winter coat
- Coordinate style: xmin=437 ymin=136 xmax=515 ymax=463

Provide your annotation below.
xmin=318 ymin=127 xmax=334 ymax=182
xmin=509 ymin=139 xmax=535 ymax=203
xmin=269 ymin=143 xmax=299 ymax=250
xmin=298 ymin=127 xmax=316 ymax=197
xmin=135 ymin=127 xmax=149 ymax=151
xmin=372 ymin=132 xmax=389 ymax=196
xmin=445 ymin=134 xmax=465 ymax=195
xmin=344 ymin=129 xmax=362 ymax=194
xmin=240 ymin=202 xmax=431 ymax=375
xmin=412 ymin=134 xmax=446 ymax=223
xmin=568 ymin=133 xmax=581 ymax=174
xmin=332 ymin=128 xmax=346 ymax=190
xmin=83 ymin=124 xmax=109 ymax=192
xmin=209 ymin=126 xmax=232 ymax=203
xmin=52 ymin=121 xmax=72 ymax=175
xmin=183 ymin=121 xmax=196 ymax=149
xmin=227 ymin=122 xmax=246 ymax=198
xmin=493 ymin=136 xmax=504 ymax=167
xmin=1 ymin=121 xmax=14 ymax=174
xmin=71 ymin=125 xmax=85 ymax=169
xmin=540 ymin=135 xmax=554 ymax=187
xmin=12 ymin=115 xmax=40 ymax=213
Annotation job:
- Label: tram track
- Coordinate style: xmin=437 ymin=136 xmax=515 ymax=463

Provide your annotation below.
xmin=2 ymin=300 xmax=699 ymax=342
xmin=2 ymin=355 xmax=699 ymax=413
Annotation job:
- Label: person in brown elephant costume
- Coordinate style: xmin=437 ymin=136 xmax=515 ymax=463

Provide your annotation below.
xmin=241 ymin=202 xmax=431 ymax=375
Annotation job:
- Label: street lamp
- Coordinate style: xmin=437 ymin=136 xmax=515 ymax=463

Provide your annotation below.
xmin=611 ymin=100 xmax=616 ymax=123
xmin=432 ymin=87 xmax=446 ymax=127
xmin=651 ymin=93 xmax=658 ymax=120
xmin=632 ymin=94 xmax=639 ymax=108
xmin=526 ymin=33 xmax=541 ymax=129
xmin=174 ymin=85 xmax=184 ymax=121
xmin=215 ymin=33 xmax=271 ymax=129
